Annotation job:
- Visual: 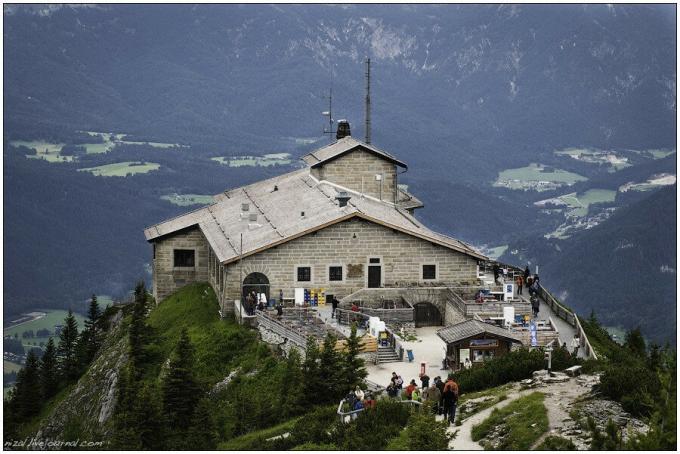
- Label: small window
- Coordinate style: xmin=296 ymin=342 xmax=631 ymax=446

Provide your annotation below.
xmin=297 ymin=266 xmax=311 ymax=282
xmin=329 ymin=266 xmax=343 ymax=281
xmin=153 ymin=244 xmax=156 ymax=259
xmin=174 ymin=249 xmax=195 ymax=268
xmin=422 ymin=264 xmax=437 ymax=280
xmin=369 ymin=257 xmax=381 ymax=264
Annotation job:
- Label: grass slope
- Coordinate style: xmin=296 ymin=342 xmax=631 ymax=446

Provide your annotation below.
xmin=471 ymin=392 xmax=548 ymax=450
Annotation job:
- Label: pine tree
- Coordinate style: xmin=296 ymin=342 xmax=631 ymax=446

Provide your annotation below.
xmin=280 ymin=348 xmax=305 ymax=418
xmin=134 ymin=383 xmax=165 ymax=449
xmin=111 ymin=365 xmax=143 ymax=450
xmin=343 ymin=323 xmax=367 ymax=392
xmin=11 ymin=350 xmax=42 ymax=419
xmin=302 ymin=337 xmax=323 ymax=403
xmin=186 ymin=398 xmax=218 ymax=450
xmin=40 ymin=337 xmax=59 ymax=399
xmin=319 ymin=333 xmax=344 ymax=402
xmin=129 ymin=282 xmax=149 ymax=372
xmin=162 ymin=328 xmax=200 ymax=432
xmin=57 ymin=309 xmax=80 ymax=381
xmin=624 ymin=327 xmax=647 ymax=356
xmin=83 ymin=294 xmax=102 ymax=362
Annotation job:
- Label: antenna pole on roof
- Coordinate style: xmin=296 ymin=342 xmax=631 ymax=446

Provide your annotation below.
xmin=322 ymin=69 xmax=335 ymax=141
xmin=365 ymin=57 xmax=371 ymax=144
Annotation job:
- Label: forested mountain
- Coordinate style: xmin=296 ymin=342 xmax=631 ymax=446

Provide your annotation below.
xmin=3 ymin=4 xmax=676 ymax=341
xmin=502 ymin=185 xmax=677 ymax=343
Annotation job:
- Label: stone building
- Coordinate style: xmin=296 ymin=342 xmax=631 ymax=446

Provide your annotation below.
xmin=145 ymin=133 xmax=488 ymax=325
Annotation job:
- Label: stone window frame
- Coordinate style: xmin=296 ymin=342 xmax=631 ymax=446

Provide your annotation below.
xmin=420 ymin=262 xmax=439 ymax=281
xmin=366 ymin=256 xmax=384 ymax=287
xmin=327 ymin=264 xmax=345 ymax=283
xmin=295 ymin=264 xmax=313 ymax=284
xmin=173 ymin=247 xmax=198 ymax=270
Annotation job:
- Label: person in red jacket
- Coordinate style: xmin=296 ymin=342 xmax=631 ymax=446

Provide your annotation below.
xmin=443 ymin=375 xmax=459 ymax=424
xmin=405 ymin=379 xmax=418 ymax=400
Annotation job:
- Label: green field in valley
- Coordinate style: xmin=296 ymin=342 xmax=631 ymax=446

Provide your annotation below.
xmin=559 ymin=189 xmax=616 ymax=217
xmin=211 ymin=153 xmax=292 ymax=168
xmin=494 ymin=163 xmax=587 ymax=191
xmin=5 ymin=309 xmax=89 ymax=351
xmin=161 ymin=193 xmax=214 ymax=206
xmin=78 ymin=161 xmax=160 ymax=177
xmin=4 ymin=360 xmax=22 ymax=374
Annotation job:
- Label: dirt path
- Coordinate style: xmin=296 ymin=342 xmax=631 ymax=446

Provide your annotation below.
xmin=447 ymin=384 xmax=532 ymax=450
xmin=448 ymin=376 xmax=595 ymax=450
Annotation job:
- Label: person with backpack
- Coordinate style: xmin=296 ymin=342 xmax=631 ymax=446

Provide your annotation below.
xmin=443 ymin=375 xmax=459 ymax=425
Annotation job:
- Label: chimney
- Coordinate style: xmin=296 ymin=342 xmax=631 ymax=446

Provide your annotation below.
xmin=336 ymin=120 xmax=351 ymax=140
xmin=336 ymin=191 xmax=351 ymax=207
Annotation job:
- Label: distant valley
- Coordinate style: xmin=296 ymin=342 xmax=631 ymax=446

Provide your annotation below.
xmin=3 ymin=4 xmax=676 ymax=343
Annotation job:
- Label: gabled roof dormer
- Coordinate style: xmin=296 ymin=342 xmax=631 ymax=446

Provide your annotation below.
xmin=303 ymin=136 xmax=407 ymax=204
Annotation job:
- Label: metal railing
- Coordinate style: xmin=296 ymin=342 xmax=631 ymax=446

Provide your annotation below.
xmin=493 ymin=261 xmax=598 ymax=360
xmin=255 ymin=311 xmax=309 ymax=350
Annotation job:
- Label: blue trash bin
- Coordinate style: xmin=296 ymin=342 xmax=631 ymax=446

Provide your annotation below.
xmin=406 ymin=349 xmax=414 ymax=362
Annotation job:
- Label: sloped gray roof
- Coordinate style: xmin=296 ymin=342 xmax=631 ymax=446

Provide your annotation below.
xmin=144 ymin=167 xmax=486 ymax=264
xmin=302 ymin=136 xmax=407 ymax=168
xmin=437 ymin=320 xmax=523 ymax=344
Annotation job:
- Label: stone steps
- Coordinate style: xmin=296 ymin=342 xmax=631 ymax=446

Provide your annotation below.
xmin=377 ymin=346 xmax=401 ymax=363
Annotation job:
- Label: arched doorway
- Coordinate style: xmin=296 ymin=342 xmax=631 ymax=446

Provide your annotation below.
xmin=414 ymin=302 xmax=443 ymax=327
xmin=242 ymin=272 xmax=270 ymax=301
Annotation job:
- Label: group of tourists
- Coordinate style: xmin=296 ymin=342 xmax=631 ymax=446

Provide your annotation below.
xmin=385 ymin=372 xmax=460 ymax=425
xmin=243 ymin=291 xmax=283 ymax=317
xmin=346 ymin=386 xmax=377 ymax=419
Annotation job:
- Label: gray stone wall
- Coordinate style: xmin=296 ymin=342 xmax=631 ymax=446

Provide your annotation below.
xmin=152 ymin=227 xmax=209 ymax=302
xmin=314 ymin=148 xmax=398 ymax=203
xmin=219 ymin=217 xmax=478 ymax=308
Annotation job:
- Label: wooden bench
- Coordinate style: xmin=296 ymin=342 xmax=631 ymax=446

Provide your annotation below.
xmin=565 ymin=365 xmax=582 ymax=377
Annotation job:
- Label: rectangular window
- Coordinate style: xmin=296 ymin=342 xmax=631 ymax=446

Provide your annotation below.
xmin=369 ymin=257 xmax=381 ymax=264
xmin=153 ymin=244 xmax=156 ymax=259
xmin=329 ymin=266 xmax=343 ymax=281
xmin=173 ymin=249 xmax=195 ymax=268
xmin=297 ymin=266 xmax=311 ymax=282
xmin=422 ymin=264 xmax=437 ymax=280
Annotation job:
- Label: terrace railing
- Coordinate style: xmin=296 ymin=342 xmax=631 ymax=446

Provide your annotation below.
xmin=255 ymin=311 xmax=309 ymax=351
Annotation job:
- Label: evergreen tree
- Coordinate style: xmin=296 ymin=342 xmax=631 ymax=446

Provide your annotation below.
xmin=624 ymin=327 xmax=646 ymax=356
xmin=187 ymin=398 xmax=218 ymax=450
xmin=302 ymin=337 xmax=323 ymax=403
xmin=57 ymin=309 xmax=80 ymax=381
xmin=11 ymin=350 xmax=42 ymax=419
xmin=319 ymin=333 xmax=344 ymax=401
xmin=83 ymin=294 xmax=102 ymax=362
xmin=280 ymin=348 xmax=305 ymax=418
xmin=40 ymin=337 xmax=59 ymax=399
xmin=111 ymin=365 xmax=143 ymax=449
xmin=343 ymin=323 xmax=367 ymax=392
xmin=162 ymin=328 xmax=200 ymax=432
xmin=129 ymin=282 xmax=149 ymax=372
xmin=134 ymin=383 xmax=165 ymax=449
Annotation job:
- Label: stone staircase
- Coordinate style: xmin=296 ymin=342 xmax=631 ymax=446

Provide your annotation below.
xmin=377 ymin=345 xmax=401 ymax=364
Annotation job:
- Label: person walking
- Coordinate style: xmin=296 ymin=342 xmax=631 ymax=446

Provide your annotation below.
xmin=531 ymin=295 xmax=540 ymax=318
xmin=524 ymin=265 xmax=531 ymax=282
xmin=423 ymin=382 xmax=441 ymax=414
xmin=516 ymin=275 xmax=524 ymax=295
xmin=331 ymin=296 xmax=339 ymax=318
xmin=435 ymin=376 xmax=445 ymax=415
xmin=442 ymin=375 xmax=459 ymax=425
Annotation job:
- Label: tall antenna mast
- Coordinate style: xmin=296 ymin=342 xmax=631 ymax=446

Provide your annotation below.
xmin=364 ymin=57 xmax=371 ymax=144
xmin=322 ymin=70 xmax=335 ymax=141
